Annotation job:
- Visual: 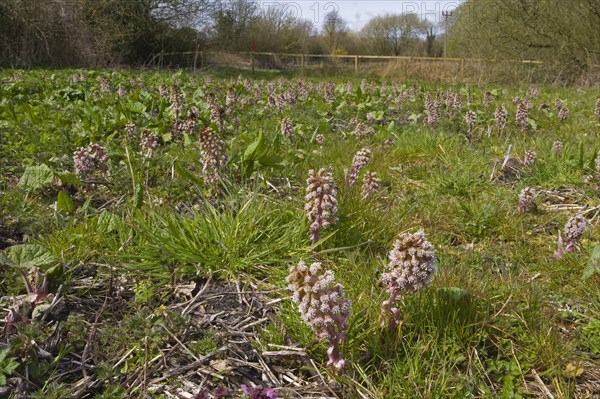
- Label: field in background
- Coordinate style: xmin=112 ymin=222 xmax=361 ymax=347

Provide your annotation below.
xmin=156 ymin=51 xmax=600 ymax=86
xmin=0 ymin=68 xmax=599 ymax=398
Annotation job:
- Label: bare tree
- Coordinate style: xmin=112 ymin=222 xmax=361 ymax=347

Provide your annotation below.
xmin=361 ymin=13 xmax=430 ymax=56
xmin=250 ymin=5 xmax=314 ymax=53
xmin=323 ymin=10 xmax=346 ymax=54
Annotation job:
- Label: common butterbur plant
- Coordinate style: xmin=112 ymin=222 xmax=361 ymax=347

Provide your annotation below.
xmin=495 ymin=105 xmax=507 ymax=134
xmin=558 ymin=107 xmax=569 ymax=122
xmin=361 ymin=171 xmax=380 ymax=199
xmin=465 ymin=110 xmax=477 ymax=139
xmin=380 ymin=230 xmax=437 ymax=330
xmin=595 ymin=98 xmax=600 ymax=120
xmin=354 ymin=122 xmax=372 ymax=140
xmin=198 ymin=127 xmax=228 ymax=184
xmin=483 ymin=91 xmax=493 ymax=105
xmin=287 ymin=260 xmax=351 ymax=373
xmin=194 ymin=385 xmax=277 ymax=399
xmin=169 ymin=83 xmax=183 ymax=117
xmin=555 ymin=98 xmax=563 ymax=110
xmin=552 ymin=140 xmax=563 ymax=154
xmin=516 ymin=101 xmax=528 ymax=130
xmin=522 ymin=150 xmax=537 ymax=167
xmin=305 ymin=168 xmax=338 ymax=244
xmin=518 ymin=187 xmax=536 ymax=214
xmin=280 ymin=118 xmax=294 ymax=139
xmin=563 ymin=214 xmax=587 ymax=252
xmin=140 ymin=130 xmax=160 ymax=158
xmin=73 ymin=143 xmax=108 ymax=178
xmin=240 ymin=385 xmax=278 ymax=399
xmin=347 ymin=148 xmax=372 ymax=186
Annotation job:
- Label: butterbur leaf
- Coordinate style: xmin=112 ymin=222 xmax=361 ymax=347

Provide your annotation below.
xmin=18 ymin=164 xmax=54 ymax=190
xmin=583 ymin=246 xmax=600 ymax=280
xmin=258 ymin=154 xmax=285 ymax=168
xmin=243 ymin=130 xmax=265 ymax=162
xmin=174 ymin=161 xmax=203 ymax=186
xmin=183 ymin=133 xmax=193 ymax=147
xmin=127 ymin=101 xmax=146 ymax=113
xmin=57 ymin=191 xmax=75 ymax=214
xmin=0 ymin=349 xmax=19 ymax=387
xmin=0 ymin=244 xmax=56 ymax=270
xmin=408 ymin=113 xmax=420 ymax=123
xmin=56 ymin=173 xmax=81 ymax=186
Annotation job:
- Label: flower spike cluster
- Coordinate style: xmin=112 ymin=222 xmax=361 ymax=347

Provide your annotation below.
xmin=522 ymin=150 xmax=537 ymax=167
xmin=347 ymin=148 xmax=372 ymax=186
xmin=516 ymin=101 xmax=528 ymax=130
xmin=361 ymin=171 xmax=381 ymax=199
xmin=73 ymin=143 xmax=108 ymax=177
xmin=280 ymin=118 xmax=294 ymax=139
xmin=465 ymin=110 xmax=477 ymax=138
xmin=198 ymin=127 xmax=228 ymax=184
xmin=558 ymin=107 xmax=569 ymax=122
xmin=305 ymin=168 xmax=338 ymax=244
xmin=495 ymin=105 xmax=507 ymax=134
xmin=563 ymin=214 xmax=587 ymax=252
xmin=140 ymin=130 xmax=160 ymax=157
xmin=552 ymin=140 xmax=563 ymax=154
xmin=518 ymin=187 xmax=536 ymax=214
xmin=381 ymin=230 xmax=436 ymax=329
xmin=287 ymin=260 xmax=351 ymax=372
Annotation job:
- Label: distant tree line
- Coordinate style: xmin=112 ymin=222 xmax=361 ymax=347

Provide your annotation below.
xmin=0 ymin=0 xmax=442 ymax=67
xmin=1 ymin=0 xmax=598 ymax=79
xmin=447 ymin=0 xmax=600 ymax=75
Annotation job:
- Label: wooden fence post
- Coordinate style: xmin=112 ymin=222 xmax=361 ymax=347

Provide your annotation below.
xmin=354 ymin=55 xmax=359 ymax=74
xmin=251 ymin=52 xmax=255 ymax=75
xmin=460 ymin=58 xmax=465 ymax=79
xmin=301 ymin=54 xmax=305 ymax=75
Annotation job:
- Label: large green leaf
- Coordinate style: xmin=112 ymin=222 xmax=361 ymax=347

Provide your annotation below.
xmin=0 ymin=244 xmax=56 ymax=269
xmin=174 ymin=161 xmax=203 ymax=186
xmin=127 ymin=101 xmax=146 ymax=113
xmin=258 ymin=154 xmax=285 ymax=168
xmin=243 ymin=130 xmax=265 ymax=162
xmin=583 ymin=246 xmax=600 ymax=280
xmin=0 ymin=348 xmax=19 ymax=387
xmin=56 ymin=173 xmax=81 ymax=187
xmin=57 ymin=191 xmax=76 ymax=214
xmin=18 ymin=164 xmax=54 ymax=190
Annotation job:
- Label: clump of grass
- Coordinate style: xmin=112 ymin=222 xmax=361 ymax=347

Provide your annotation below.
xmin=126 ymin=189 xmax=308 ymax=282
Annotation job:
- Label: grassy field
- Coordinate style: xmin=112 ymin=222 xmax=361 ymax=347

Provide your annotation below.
xmin=0 ymin=68 xmax=599 ymax=399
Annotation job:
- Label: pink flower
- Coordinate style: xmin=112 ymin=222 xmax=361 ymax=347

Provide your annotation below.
xmin=287 ymin=261 xmax=351 ymax=373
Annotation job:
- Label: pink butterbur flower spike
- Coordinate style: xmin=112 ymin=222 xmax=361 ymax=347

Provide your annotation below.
xmin=305 ymin=168 xmax=338 ymax=244
xmin=198 ymin=127 xmax=228 ymax=184
xmin=380 ymin=230 xmax=437 ymax=330
xmin=563 ymin=214 xmax=587 ymax=253
xmin=347 ymin=148 xmax=372 ymax=186
xmin=287 ymin=261 xmax=351 ymax=373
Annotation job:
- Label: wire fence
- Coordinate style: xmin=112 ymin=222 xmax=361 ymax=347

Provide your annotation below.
xmin=153 ymin=50 xmax=600 ymax=85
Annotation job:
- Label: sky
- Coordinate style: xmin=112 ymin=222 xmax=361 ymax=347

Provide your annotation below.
xmin=256 ymin=1 xmax=462 ymax=30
